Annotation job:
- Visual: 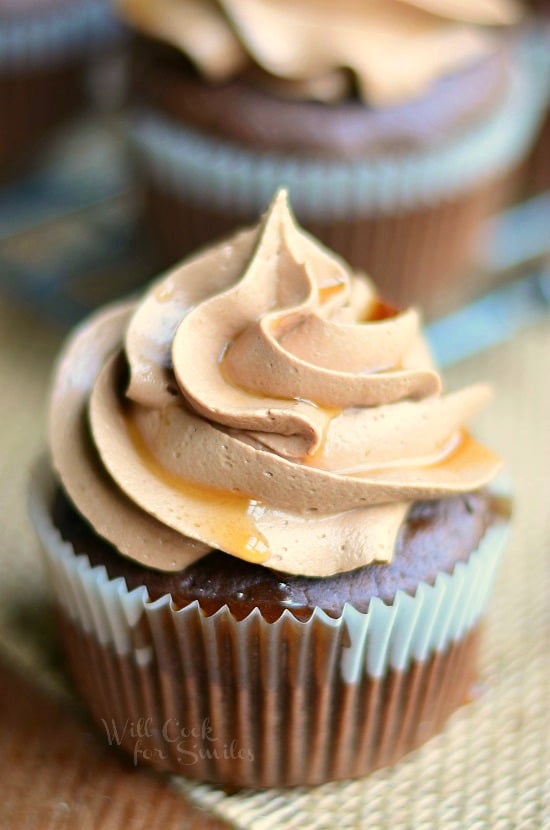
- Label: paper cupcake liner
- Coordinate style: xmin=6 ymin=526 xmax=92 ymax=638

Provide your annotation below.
xmin=30 ymin=462 xmax=509 ymax=787
xmin=522 ymin=26 xmax=550 ymax=195
xmin=0 ymin=1 xmax=123 ymax=175
xmin=0 ymin=63 xmax=85 ymax=175
xmin=143 ymin=174 xmax=514 ymax=319
xmin=0 ymin=1 xmax=122 ymax=72
xmin=128 ymin=59 xmax=544 ymax=221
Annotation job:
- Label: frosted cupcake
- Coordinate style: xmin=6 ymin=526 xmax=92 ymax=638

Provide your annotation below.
xmin=116 ymin=0 xmax=542 ymax=316
xmin=522 ymin=2 xmax=550 ymax=195
xmin=0 ymin=0 xmax=121 ymax=177
xmin=30 ymin=190 xmax=510 ymax=787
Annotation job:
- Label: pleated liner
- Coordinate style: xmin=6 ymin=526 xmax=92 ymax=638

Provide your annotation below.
xmin=30 ymin=463 xmax=508 ymax=788
xmin=128 ymin=55 xmax=546 ymax=318
xmin=0 ymin=2 xmax=121 ymax=176
xmin=0 ymin=2 xmax=121 ymax=72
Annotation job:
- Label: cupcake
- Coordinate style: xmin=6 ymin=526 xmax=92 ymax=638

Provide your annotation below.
xmin=116 ymin=0 xmax=542 ymax=317
xmin=30 ymin=190 xmax=510 ymax=788
xmin=0 ymin=0 xmax=121 ymax=178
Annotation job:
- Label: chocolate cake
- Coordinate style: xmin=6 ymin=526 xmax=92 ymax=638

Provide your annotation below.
xmin=54 ymin=486 xmax=507 ymax=621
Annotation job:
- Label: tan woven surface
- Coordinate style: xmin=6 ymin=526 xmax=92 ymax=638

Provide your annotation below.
xmin=0 ymin=294 xmax=548 ymax=829
xmin=0 ymin=659 xmax=231 ymax=830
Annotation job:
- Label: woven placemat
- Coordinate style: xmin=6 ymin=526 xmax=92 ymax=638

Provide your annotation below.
xmin=0 ymin=295 xmax=548 ymax=829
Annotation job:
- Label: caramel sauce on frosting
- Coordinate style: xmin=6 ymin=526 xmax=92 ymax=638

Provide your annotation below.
xmin=124 ymin=412 xmax=270 ymax=563
xmin=115 ymin=0 xmax=520 ymax=106
xmin=49 ymin=190 xmax=501 ymax=576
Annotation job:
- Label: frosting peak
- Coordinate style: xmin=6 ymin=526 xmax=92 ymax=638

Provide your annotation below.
xmin=49 ymin=190 xmax=501 ymax=577
xmin=116 ymin=0 xmax=520 ymax=105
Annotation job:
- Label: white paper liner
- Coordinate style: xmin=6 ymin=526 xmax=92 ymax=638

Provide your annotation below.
xmin=29 ymin=458 xmax=510 ymax=785
xmin=29 ymin=458 xmax=508 ymax=682
xmin=0 ymin=1 xmax=122 ymax=72
xmin=127 ymin=57 xmax=545 ymax=220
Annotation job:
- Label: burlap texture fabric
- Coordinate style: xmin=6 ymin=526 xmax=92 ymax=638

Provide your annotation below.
xmin=0 ymin=295 xmax=548 ymax=829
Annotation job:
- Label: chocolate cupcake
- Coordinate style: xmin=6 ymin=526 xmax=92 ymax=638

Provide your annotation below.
xmin=521 ymin=4 xmax=550 ymax=196
xmin=0 ymin=0 xmax=121 ymax=178
xmin=30 ymin=191 xmax=509 ymax=787
xmin=117 ymin=0 xmax=543 ymax=317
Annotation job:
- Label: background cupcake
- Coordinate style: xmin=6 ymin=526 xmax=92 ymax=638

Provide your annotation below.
xmin=30 ymin=191 xmax=510 ymax=788
xmin=521 ymin=0 xmax=550 ymax=196
xmin=117 ymin=0 xmax=544 ymax=317
xmin=0 ymin=0 xmax=122 ymax=178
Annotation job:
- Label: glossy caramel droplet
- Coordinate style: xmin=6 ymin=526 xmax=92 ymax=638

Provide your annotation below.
xmin=367 ymin=299 xmax=401 ymax=321
xmin=304 ymin=406 xmax=343 ymax=466
xmin=154 ymin=278 xmax=176 ymax=303
xmin=318 ymin=280 xmax=345 ymax=304
xmin=125 ymin=415 xmax=270 ymax=564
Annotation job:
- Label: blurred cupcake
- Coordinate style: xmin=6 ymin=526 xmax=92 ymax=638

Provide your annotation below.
xmin=521 ymin=2 xmax=550 ymax=196
xmin=30 ymin=190 xmax=510 ymax=788
xmin=117 ymin=0 xmax=542 ymax=317
xmin=0 ymin=0 xmax=122 ymax=178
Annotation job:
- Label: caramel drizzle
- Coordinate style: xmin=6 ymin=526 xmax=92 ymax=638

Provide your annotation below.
xmin=125 ymin=415 xmax=270 ymax=564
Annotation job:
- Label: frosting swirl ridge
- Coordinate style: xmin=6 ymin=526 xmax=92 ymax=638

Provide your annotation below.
xmin=116 ymin=0 xmax=520 ymax=105
xmin=49 ymin=190 xmax=501 ymax=576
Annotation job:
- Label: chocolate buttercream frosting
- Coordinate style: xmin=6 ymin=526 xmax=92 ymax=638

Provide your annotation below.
xmin=49 ymin=191 xmax=501 ymax=576
xmin=116 ymin=0 xmax=520 ymax=105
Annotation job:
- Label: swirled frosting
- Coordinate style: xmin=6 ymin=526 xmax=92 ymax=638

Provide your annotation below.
xmin=116 ymin=0 xmax=520 ymax=105
xmin=49 ymin=190 xmax=501 ymax=577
